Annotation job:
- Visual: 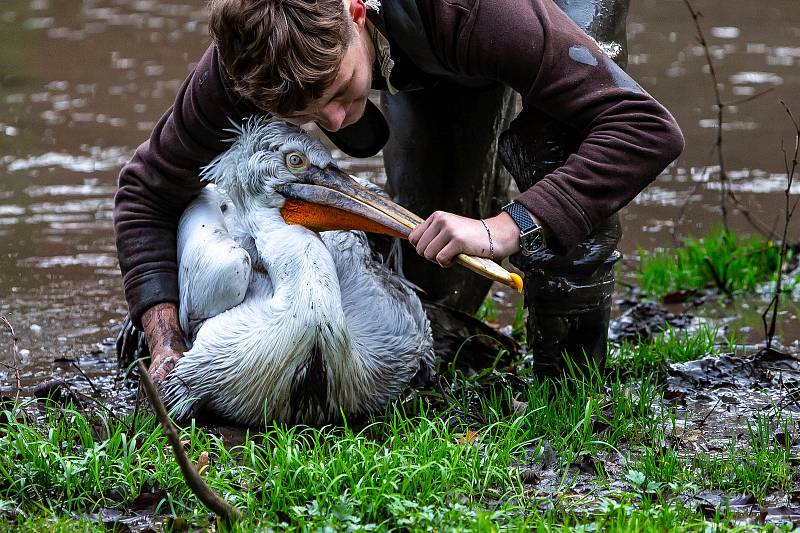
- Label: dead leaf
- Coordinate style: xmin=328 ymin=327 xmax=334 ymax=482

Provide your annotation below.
xmin=455 ymin=429 xmax=480 ymax=445
xmin=197 ymin=451 xmax=209 ymax=476
xmin=512 ymin=399 xmax=528 ymax=416
xmin=130 ymin=489 xmax=167 ymax=513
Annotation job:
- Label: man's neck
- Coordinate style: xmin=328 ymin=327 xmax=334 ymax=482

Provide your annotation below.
xmin=364 ymin=23 xmax=377 ymax=67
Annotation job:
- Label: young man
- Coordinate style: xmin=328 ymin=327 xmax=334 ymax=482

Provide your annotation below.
xmin=114 ymin=0 xmax=684 ymax=382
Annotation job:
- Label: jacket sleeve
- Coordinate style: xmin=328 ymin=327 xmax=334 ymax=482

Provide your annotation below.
xmin=113 ymin=45 xmax=259 ymax=327
xmin=433 ymin=0 xmax=684 ymax=252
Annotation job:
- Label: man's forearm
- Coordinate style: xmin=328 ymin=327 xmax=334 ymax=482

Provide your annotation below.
xmin=142 ymin=302 xmax=186 ymax=354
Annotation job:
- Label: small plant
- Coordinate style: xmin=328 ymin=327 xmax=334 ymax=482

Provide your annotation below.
xmin=610 ymin=324 xmax=719 ymax=377
xmin=637 ymin=228 xmax=782 ymax=298
xmin=475 ymin=293 xmax=498 ymax=323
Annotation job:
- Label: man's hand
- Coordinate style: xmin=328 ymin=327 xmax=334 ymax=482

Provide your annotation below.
xmin=141 ymin=302 xmax=187 ymax=384
xmin=408 ymin=211 xmax=522 ymax=267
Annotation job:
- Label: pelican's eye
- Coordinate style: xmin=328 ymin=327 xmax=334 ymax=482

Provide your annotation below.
xmin=285 ymin=151 xmax=309 ymax=172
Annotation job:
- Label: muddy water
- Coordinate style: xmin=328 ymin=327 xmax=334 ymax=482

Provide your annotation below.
xmin=0 ymin=0 xmax=798 ymax=391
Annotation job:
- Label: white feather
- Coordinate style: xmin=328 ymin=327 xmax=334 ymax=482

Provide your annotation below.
xmin=161 ymin=119 xmax=434 ymax=426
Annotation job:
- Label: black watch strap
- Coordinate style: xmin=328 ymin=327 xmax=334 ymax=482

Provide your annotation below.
xmin=503 ymin=201 xmax=546 ymax=255
xmin=502 ymin=201 xmax=536 ymax=232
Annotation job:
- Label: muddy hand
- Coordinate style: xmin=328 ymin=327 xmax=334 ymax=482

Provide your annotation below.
xmin=141 ymin=303 xmax=187 ymax=384
xmin=148 ymin=349 xmax=183 ymax=384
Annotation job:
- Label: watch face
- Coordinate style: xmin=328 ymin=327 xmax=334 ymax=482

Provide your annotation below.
xmin=521 ymin=227 xmax=545 ymax=255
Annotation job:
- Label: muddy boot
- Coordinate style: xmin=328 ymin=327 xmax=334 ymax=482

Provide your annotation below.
xmin=515 ymin=215 xmax=620 ymax=376
xmin=499 ymin=111 xmax=622 ymax=376
xmin=495 ymin=0 xmax=630 ymax=377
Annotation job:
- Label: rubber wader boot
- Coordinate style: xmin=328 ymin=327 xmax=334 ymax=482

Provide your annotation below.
xmin=498 ymin=0 xmax=631 ymax=377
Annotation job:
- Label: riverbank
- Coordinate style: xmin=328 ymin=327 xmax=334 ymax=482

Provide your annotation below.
xmin=1 ymin=231 xmax=799 ymax=531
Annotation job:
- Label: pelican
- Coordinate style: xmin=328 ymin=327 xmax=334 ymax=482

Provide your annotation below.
xmin=159 ymin=117 xmax=521 ymax=426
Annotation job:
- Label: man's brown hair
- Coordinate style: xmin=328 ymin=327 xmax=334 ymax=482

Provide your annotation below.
xmin=208 ymin=0 xmax=353 ymax=116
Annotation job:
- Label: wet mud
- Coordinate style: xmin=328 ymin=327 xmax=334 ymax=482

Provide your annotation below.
xmin=497 ymin=347 xmax=800 ymax=525
xmin=667 ymin=348 xmax=800 ymax=447
xmin=609 ymin=301 xmax=695 ymax=342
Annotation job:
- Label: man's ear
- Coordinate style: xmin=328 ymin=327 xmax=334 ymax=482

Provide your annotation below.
xmin=348 ymin=0 xmax=367 ymax=29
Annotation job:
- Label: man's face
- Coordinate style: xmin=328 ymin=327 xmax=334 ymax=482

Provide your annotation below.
xmin=283 ymin=31 xmax=374 ymax=132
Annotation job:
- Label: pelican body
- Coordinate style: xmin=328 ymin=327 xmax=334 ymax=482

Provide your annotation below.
xmin=161 ymin=118 xmax=519 ymax=427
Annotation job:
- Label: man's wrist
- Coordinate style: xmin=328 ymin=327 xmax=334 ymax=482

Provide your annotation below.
xmin=141 ymin=302 xmax=186 ymax=354
xmin=488 ymin=212 xmax=523 ymax=257
xmin=501 ymin=201 xmax=548 ymax=255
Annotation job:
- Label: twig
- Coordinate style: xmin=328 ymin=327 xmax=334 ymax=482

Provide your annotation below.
xmin=681 ymin=0 xmax=778 ymax=238
xmin=136 ymin=360 xmax=242 ymax=521
xmin=34 ymin=377 xmax=131 ymax=431
xmin=780 ymin=381 xmax=800 ymax=411
xmin=681 ymin=0 xmax=729 ymax=230
xmin=728 ymin=87 xmax=776 ymax=107
xmin=67 ymin=384 xmax=130 ymax=431
xmin=0 ymin=316 xmax=22 ymax=404
xmin=697 ymin=398 xmax=721 ymax=428
xmin=762 ymin=101 xmax=800 ymax=350
xmin=727 ymin=191 xmax=778 ymax=239
xmin=702 ymin=257 xmax=733 ymax=299
xmin=70 ymin=361 xmax=102 ymax=396
xmin=671 ymin=180 xmax=705 ymax=246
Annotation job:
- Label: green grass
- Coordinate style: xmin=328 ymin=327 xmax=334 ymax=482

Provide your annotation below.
xmin=631 ymin=411 xmax=796 ymax=502
xmin=475 ymin=294 xmax=499 ymax=323
xmin=610 ymin=324 xmax=720 ymax=377
xmin=0 ymin=402 xmax=529 ymax=529
xmin=0 ymin=328 xmax=795 ymax=531
xmin=1 ymin=367 xmax=665 ymax=529
xmin=637 ymin=228 xmax=783 ymax=298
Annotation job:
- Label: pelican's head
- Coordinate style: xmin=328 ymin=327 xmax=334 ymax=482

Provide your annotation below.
xmin=202 ymin=119 xmax=331 ymax=211
xmin=202 ymin=117 xmax=415 ymax=237
xmin=202 ymin=117 xmax=522 ymax=291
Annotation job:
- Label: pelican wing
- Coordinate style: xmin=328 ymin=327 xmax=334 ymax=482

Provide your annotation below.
xmin=177 ymin=186 xmax=252 ymax=342
xmin=321 ymin=230 xmax=435 ymax=386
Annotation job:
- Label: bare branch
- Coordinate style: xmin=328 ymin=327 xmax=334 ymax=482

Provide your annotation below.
xmin=137 ymin=360 xmax=242 ymax=521
xmin=728 ymin=87 xmax=776 ymax=107
xmin=681 ymin=0 xmax=730 ymax=230
xmin=70 ymin=361 xmax=101 ymax=396
xmin=681 ymin=0 xmax=779 ymax=239
xmin=763 ymin=101 xmax=800 ymax=350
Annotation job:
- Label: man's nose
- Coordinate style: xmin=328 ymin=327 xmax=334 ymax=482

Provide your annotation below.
xmin=318 ymin=103 xmax=347 ymax=132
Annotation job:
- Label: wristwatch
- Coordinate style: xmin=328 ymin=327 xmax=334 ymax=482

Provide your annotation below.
xmin=502 ymin=201 xmax=546 ymax=256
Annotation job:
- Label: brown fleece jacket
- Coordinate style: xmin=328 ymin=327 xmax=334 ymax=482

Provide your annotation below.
xmin=114 ymin=0 xmax=684 ymax=326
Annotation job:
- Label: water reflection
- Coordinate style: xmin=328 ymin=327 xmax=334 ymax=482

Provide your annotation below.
xmin=4 ymin=149 xmax=130 ymax=172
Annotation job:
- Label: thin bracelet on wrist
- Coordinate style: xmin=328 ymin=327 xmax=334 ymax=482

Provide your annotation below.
xmin=480 ymin=219 xmax=494 ymax=260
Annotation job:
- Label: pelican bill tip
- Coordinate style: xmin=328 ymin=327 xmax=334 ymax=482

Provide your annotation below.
xmin=510 ymin=273 xmax=524 ymax=293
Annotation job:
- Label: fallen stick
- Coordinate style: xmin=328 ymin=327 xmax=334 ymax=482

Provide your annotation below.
xmin=136 ymin=360 xmax=242 ymax=521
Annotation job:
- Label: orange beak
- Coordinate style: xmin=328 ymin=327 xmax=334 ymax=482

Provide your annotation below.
xmin=275 ymin=165 xmax=523 ymax=293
